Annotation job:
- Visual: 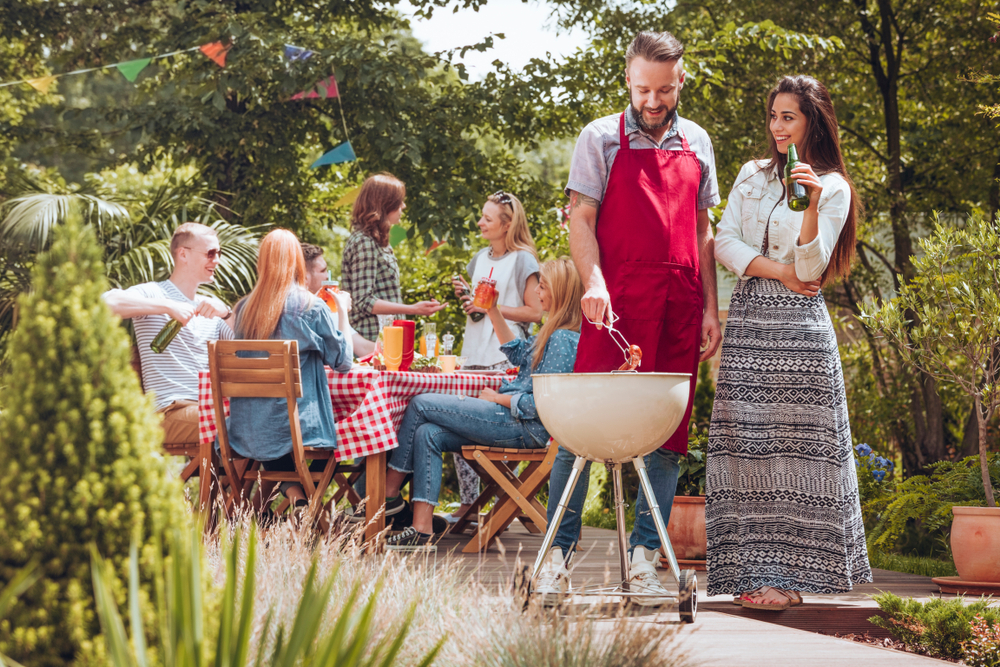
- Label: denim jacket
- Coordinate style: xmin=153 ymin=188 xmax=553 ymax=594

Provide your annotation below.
xmin=715 ymin=160 xmax=852 ymax=282
xmin=499 ymin=328 xmax=580 ymax=445
xmin=226 ymin=288 xmax=353 ymax=461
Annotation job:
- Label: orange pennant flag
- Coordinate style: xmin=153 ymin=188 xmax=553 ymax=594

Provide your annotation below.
xmin=199 ymin=42 xmax=231 ymax=67
xmin=25 ymin=76 xmax=57 ymax=93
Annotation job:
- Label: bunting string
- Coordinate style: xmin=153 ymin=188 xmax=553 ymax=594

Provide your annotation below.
xmin=0 ymin=40 xmax=357 ymax=166
xmin=0 ymin=45 xmax=207 ymax=89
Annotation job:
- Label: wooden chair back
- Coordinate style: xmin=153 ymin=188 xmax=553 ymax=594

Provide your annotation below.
xmin=207 ymin=339 xmax=318 ymax=508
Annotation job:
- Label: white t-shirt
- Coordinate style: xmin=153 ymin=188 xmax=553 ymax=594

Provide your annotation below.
xmin=460 ymin=248 xmax=540 ymax=367
xmin=109 ymin=280 xmax=234 ymax=410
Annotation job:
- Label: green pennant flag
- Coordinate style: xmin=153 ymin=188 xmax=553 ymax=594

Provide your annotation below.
xmin=389 ymin=225 xmax=408 ymax=248
xmin=116 ymin=58 xmax=152 ymax=83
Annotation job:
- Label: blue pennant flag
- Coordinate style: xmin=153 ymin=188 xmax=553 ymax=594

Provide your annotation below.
xmin=309 ymin=141 xmax=356 ymax=168
xmin=285 ymin=44 xmax=315 ymax=61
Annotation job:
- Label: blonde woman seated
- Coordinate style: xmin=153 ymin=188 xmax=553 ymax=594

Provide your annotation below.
xmin=226 ymin=229 xmax=353 ymax=510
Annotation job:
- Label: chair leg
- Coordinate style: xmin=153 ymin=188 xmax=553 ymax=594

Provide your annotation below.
xmin=461 ymin=447 xmax=557 ymax=553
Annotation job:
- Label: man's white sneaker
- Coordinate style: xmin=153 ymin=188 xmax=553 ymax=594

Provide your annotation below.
xmin=628 ymin=546 xmax=670 ymax=606
xmin=533 ymin=548 xmax=570 ymax=606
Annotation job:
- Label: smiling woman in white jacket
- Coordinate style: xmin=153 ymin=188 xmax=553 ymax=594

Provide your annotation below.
xmin=706 ymin=75 xmax=872 ymax=612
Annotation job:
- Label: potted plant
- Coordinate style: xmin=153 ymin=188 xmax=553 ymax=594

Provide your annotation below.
xmin=662 ymin=429 xmax=708 ymax=569
xmin=864 ymin=214 xmax=1000 ymax=584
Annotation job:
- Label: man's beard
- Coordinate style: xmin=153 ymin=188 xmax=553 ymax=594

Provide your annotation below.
xmin=630 ymin=100 xmax=678 ymax=132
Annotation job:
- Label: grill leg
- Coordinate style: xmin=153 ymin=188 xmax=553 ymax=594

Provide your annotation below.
xmin=610 ymin=462 xmax=630 ymax=591
xmin=633 ymin=455 xmax=681 ymax=583
xmin=530 ymin=454 xmax=587 ymax=580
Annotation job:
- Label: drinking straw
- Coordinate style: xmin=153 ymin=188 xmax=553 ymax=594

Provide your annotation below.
xmin=488 ymin=268 xmax=493 ymax=280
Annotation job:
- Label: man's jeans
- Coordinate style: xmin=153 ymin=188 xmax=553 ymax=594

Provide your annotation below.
xmin=546 ymin=444 xmax=680 ymax=558
xmin=390 ymin=393 xmax=543 ymax=506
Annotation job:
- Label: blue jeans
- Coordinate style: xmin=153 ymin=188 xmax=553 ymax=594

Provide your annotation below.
xmin=547 ymin=445 xmax=680 ymax=558
xmin=391 ymin=393 xmax=544 ymax=507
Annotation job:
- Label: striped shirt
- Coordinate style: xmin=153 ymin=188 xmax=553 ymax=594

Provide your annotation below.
xmin=340 ymin=230 xmax=401 ymax=341
xmin=110 ymin=280 xmax=234 ymax=410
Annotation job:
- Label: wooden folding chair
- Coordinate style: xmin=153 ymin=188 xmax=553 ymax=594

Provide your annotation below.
xmin=455 ymin=442 xmax=558 ymax=553
xmin=207 ymin=339 xmax=354 ymax=529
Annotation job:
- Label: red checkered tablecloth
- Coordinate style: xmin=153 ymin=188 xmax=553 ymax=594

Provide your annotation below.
xmin=198 ymin=368 xmax=504 ymax=461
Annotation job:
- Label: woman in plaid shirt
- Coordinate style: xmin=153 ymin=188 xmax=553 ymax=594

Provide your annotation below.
xmin=341 ymin=173 xmax=446 ymax=342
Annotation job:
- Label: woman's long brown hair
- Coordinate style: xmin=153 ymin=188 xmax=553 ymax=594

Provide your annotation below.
xmin=764 ymin=75 xmax=863 ymax=284
xmin=351 ymin=173 xmax=406 ymax=247
xmin=235 ymin=229 xmax=307 ymax=340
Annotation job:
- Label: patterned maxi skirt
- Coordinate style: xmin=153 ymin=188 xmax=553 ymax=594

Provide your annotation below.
xmin=706 ymin=278 xmax=872 ymax=596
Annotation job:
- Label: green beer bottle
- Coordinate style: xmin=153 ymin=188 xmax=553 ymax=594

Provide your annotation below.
xmin=784 ymin=143 xmax=811 ymax=212
xmin=150 ymin=319 xmax=183 ymax=353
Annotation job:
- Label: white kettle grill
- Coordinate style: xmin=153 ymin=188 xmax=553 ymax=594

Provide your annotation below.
xmin=530 ymin=370 xmax=698 ymax=622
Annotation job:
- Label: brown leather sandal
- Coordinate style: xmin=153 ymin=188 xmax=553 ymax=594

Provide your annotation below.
xmin=740 ymin=586 xmax=792 ymax=611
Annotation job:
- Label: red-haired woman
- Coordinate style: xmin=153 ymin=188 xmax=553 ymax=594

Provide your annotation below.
xmin=709 ymin=75 xmax=872 ymax=609
xmin=227 ymin=229 xmax=353 ymax=508
xmin=341 ymin=173 xmax=446 ymax=343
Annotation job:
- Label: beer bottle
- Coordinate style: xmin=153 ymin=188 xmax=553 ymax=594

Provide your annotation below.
xmin=453 ymin=274 xmax=485 ymax=322
xmin=151 ymin=319 xmax=183 ymax=353
xmin=785 ymin=143 xmax=811 ymax=212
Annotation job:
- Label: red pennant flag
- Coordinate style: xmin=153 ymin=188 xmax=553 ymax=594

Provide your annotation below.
xmin=290 ymin=75 xmax=338 ymax=100
xmin=199 ymin=42 xmax=231 ymax=67
xmin=424 ymin=240 xmax=446 ymax=256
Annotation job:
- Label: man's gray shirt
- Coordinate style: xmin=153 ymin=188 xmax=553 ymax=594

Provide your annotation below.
xmin=565 ymin=106 xmax=721 ymax=211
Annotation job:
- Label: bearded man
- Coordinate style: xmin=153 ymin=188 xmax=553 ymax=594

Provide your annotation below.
xmin=535 ymin=30 xmax=723 ymax=605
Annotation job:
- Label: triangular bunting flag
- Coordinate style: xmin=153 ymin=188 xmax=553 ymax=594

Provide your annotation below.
xmin=25 ymin=76 xmax=57 ymax=93
xmin=116 ymin=58 xmax=152 ymax=83
xmin=284 ymin=44 xmax=314 ymax=61
xmin=389 ymin=225 xmax=408 ymax=248
xmin=334 ymin=187 xmax=361 ymax=208
xmin=291 ymin=75 xmax=338 ymax=100
xmin=199 ymin=41 xmax=231 ymax=68
xmin=424 ymin=240 xmax=446 ymax=255
xmin=309 ymin=141 xmax=356 ymax=169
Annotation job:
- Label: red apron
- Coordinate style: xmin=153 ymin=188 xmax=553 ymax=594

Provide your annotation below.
xmin=573 ymin=112 xmax=703 ymax=454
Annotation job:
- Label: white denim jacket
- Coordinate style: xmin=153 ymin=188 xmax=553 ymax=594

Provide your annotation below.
xmin=715 ymin=160 xmax=851 ymax=282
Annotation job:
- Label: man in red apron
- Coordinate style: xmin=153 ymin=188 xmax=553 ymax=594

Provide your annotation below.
xmin=535 ymin=31 xmax=722 ymax=606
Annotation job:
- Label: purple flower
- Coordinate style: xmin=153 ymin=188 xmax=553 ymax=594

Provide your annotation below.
xmin=873 ymin=470 xmax=887 ymax=482
xmin=855 ymin=443 xmax=872 ymax=457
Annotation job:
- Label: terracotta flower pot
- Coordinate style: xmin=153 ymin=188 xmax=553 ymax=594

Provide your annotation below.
xmin=951 ymin=506 xmax=1000 ymax=582
xmin=666 ymin=495 xmax=707 ymax=560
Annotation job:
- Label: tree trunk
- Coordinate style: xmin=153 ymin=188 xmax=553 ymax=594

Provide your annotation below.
xmin=976 ymin=395 xmax=996 ymax=507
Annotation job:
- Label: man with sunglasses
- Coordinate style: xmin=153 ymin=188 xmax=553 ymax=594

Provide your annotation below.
xmin=103 ymin=222 xmax=234 ymax=450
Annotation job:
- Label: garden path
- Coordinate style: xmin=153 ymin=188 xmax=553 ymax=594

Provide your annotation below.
xmin=431 ymin=523 xmax=954 ymax=665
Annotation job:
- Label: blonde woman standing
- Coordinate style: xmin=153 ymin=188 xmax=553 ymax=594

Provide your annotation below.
xmin=454 ymin=191 xmax=543 ymax=370
xmin=448 ymin=190 xmax=544 ymax=522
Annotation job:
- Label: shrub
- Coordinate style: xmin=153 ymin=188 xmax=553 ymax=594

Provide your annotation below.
xmin=965 ymin=615 xmax=1000 ymax=667
xmin=864 ymin=454 xmax=1000 ymax=552
xmin=870 ymin=592 xmax=1000 ymax=661
xmin=0 ymin=214 xmax=187 ymax=665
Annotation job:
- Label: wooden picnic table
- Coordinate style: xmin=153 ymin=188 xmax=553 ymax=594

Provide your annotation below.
xmin=197 ymin=366 xmax=503 ymax=540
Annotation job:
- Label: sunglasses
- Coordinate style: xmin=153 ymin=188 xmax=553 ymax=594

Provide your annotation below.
xmin=492 ymin=190 xmax=513 ymax=208
xmin=183 ymin=247 xmax=223 ymax=260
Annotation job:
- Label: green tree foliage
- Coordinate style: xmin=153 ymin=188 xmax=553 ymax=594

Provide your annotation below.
xmin=863 ymin=214 xmax=1000 ymax=505
xmin=0 ymin=0 xmax=552 ymax=244
xmin=512 ymin=0 xmax=999 ymax=474
xmin=0 ymin=213 xmax=187 ymax=666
